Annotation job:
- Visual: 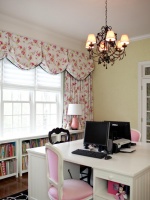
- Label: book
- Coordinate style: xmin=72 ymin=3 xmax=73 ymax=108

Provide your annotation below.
xmin=1 ymin=161 xmax=6 ymax=176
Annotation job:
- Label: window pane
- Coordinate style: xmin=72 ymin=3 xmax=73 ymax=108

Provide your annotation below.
xmin=3 ymin=89 xmax=12 ymax=101
xmin=3 ymin=89 xmax=30 ymax=102
xmin=4 ymin=116 xmax=12 ymax=128
xmin=36 ymin=91 xmax=57 ymax=102
xmin=36 ymin=115 xmax=44 ymax=126
xmin=145 ymin=67 xmax=150 ymax=75
xmin=13 ymin=116 xmax=21 ymax=128
xmin=45 ymin=115 xmax=51 ymax=126
xmin=49 ymin=93 xmax=57 ymax=102
xmin=22 ymin=103 xmax=30 ymax=114
xmin=21 ymin=91 xmax=30 ymax=101
xmin=44 ymin=104 xmax=51 ymax=114
xmin=13 ymin=103 xmax=21 ymax=115
xmin=51 ymin=104 xmax=57 ymax=114
xmin=12 ymin=90 xmax=21 ymax=101
xmin=4 ymin=103 xmax=12 ymax=115
xmin=36 ymin=103 xmax=43 ymax=114
xmin=50 ymin=115 xmax=57 ymax=126
xmin=22 ymin=116 xmax=30 ymax=127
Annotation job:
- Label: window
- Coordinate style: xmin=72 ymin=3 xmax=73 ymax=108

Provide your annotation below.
xmin=0 ymin=59 xmax=63 ymax=137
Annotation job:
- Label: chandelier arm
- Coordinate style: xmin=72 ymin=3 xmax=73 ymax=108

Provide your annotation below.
xmin=111 ymin=49 xmax=126 ymax=58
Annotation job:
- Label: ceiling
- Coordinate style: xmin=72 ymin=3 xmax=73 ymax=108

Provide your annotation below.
xmin=0 ymin=0 xmax=150 ymax=43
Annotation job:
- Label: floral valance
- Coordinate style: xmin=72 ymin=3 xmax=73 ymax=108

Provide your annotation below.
xmin=67 ymin=50 xmax=94 ymax=80
xmin=7 ymin=33 xmax=42 ymax=69
xmin=40 ymin=42 xmax=68 ymax=74
xmin=0 ymin=30 xmax=94 ymax=79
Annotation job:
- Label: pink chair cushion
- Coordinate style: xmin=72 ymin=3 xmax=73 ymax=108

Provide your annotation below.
xmin=48 ymin=179 xmax=93 ymax=200
xmin=47 ymin=148 xmax=58 ymax=182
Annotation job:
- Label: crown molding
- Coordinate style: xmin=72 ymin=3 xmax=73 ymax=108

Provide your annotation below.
xmin=0 ymin=13 xmax=85 ymax=52
xmin=130 ymin=34 xmax=150 ymax=42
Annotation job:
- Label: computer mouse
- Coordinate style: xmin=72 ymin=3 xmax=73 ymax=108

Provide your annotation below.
xmin=105 ymin=155 xmax=112 ymax=160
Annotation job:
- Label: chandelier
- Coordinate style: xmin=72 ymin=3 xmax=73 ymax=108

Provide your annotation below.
xmin=85 ymin=0 xmax=129 ymax=69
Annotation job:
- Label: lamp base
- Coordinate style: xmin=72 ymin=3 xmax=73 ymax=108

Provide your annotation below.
xmin=71 ymin=116 xmax=79 ymax=130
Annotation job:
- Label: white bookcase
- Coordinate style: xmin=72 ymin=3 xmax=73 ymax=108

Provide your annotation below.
xmin=19 ymin=134 xmax=49 ymax=176
xmin=0 ymin=129 xmax=84 ymax=179
xmin=19 ymin=130 xmax=84 ymax=176
xmin=0 ymin=139 xmax=18 ymax=180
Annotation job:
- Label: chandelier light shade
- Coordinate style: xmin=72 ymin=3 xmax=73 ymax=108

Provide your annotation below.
xmin=85 ymin=0 xmax=129 ymax=69
xmin=67 ymin=104 xmax=82 ymax=130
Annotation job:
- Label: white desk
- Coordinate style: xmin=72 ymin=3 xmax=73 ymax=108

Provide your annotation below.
xmin=27 ymin=139 xmax=150 ymax=200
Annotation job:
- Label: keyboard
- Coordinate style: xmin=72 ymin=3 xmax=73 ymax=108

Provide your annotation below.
xmin=72 ymin=149 xmax=105 ymax=159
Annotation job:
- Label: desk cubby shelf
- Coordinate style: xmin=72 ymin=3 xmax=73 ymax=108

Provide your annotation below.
xmin=94 ymin=179 xmax=130 ymax=200
xmin=0 ymin=140 xmax=18 ymax=179
xmin=94 ymin=169 xmax=130 ymax=200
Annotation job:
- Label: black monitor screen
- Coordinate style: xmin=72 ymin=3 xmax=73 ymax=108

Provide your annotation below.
xmin=107 ymin=121 xmax=131 ymax=141
xmin=83 ymin=121 xmax=110 ymax=147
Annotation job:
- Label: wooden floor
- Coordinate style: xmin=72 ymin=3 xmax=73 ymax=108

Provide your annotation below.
xmin=0 ymin=173 xmax=28 ymax=199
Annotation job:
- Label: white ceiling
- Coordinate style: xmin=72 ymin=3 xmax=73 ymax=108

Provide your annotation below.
xmin=0 ymin=0 xmax=150 ymax=43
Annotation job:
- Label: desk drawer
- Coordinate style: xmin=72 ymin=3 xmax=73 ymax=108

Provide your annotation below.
xmin=94 ymin=169 xmax=132 ymax=185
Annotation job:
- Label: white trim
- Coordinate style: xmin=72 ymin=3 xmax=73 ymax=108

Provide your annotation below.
xmin=130 ymin=34 xmax=150 ymax=42
xmin=138 ymin=61 xmax=150 ymax=142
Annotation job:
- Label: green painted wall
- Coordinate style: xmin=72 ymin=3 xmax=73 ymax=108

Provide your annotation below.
xmin=93 ymin=38 xmax=150 ymax=129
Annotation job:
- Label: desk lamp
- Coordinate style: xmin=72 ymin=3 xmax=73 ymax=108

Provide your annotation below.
xmin=67 ymin=104 xmax=82 ymax=130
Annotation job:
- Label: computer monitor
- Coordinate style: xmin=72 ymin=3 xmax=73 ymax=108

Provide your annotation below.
xmin=83 ymin=121 xmax=110 ymax=149
xmin=106 ymin=121 xmax=131 ymax=141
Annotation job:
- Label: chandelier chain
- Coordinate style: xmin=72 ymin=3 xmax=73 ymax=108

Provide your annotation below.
xmin=105 ymin=0 xmax=107 ymax=26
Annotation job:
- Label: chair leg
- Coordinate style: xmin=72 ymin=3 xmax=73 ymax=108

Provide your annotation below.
xmin=87 ymin=167 xmax=92 ymax=185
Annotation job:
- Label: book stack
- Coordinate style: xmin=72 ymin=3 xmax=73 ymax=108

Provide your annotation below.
xmin=0 ymin=143 xmax=15 ymax=159
xmin=0 ymin=159 xmax=16 ymax=176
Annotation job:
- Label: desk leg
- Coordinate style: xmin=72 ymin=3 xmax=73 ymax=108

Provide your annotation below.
xmin=28 ymin=153 xmax=49 ymax=200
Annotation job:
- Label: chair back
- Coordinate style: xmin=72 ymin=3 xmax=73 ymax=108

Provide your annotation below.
xmin=131 ymin=129 xmax=141 ymax=142
xmin=45 ymin=143 xmax=64 ymax=199
xmin=48 ymin=127 xmax=70 ymax=144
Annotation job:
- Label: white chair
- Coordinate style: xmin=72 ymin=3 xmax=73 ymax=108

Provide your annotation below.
xmin=45 ymin=143 xmax=93 ymax=200
xmin=131 ymin=129 xmax=141 ymax=142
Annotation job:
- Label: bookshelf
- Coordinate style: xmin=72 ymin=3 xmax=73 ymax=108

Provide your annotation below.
xmin=19 ymin=135 xmax=49 ymax=176
xmin=0 ymin=139 xmax=18 ymax=179
xmin=0 ymin=129 xmax=84 ymax=179
xmin=19 ymin=130 xmax=84 ymax=176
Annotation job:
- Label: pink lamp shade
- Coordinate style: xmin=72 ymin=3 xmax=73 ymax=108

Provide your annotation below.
xmin=67 ymin=104 xmax=82 ymax=130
